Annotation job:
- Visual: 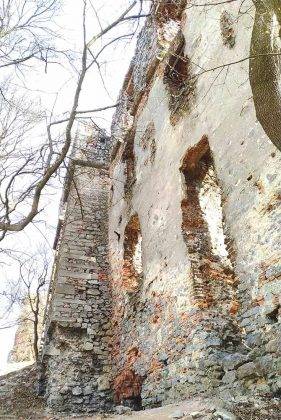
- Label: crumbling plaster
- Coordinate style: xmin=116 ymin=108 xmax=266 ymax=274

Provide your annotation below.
xmin=109 ymin=0 xmax=281 ymax=407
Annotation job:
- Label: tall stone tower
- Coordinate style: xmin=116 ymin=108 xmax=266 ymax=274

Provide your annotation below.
xmin=41 ymin=127 xmax=113 ymax=412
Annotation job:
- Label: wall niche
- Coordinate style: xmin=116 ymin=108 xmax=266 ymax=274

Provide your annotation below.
xmin=122 ymin=214 xmax=143 ymax=293
xmin=163 ymin=33 xmax=196 ymax=125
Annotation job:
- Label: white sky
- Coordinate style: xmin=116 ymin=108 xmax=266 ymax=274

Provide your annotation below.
xmin=0 ymin=0 xmax=149 ymax=372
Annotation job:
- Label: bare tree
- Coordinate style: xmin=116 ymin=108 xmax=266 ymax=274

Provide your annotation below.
xmin=0 ymin=0 xmax=149 ymax=240
xmin=0 ymin=0 xmax=61 ymax=70
xmin=0 ymin=249 xmax=49 ymax=363
xmin=249 ymin=0 xmax=281 ymax=151
xmin=0 ymin=0 xmax=64 ymax=242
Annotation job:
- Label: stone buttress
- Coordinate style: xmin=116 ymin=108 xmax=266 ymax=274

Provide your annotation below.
xmin=41 ymin=128 xmax=113 ymax=412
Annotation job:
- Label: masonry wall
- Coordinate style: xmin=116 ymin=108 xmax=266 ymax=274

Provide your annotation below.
xmin=109 ymin=1 xmax=281 ymax=409
xmin=42 ymin=133 xmax=113 ymax=413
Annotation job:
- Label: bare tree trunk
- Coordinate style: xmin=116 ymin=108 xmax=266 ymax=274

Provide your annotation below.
xmin=249 ymin=0 xmax=281 ymax=151
xmin=33 ymin=315 xmax=39 ymax=363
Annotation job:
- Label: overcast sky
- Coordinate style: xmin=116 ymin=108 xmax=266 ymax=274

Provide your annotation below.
xmin=0 ymin=0 xmax=149 ymax=372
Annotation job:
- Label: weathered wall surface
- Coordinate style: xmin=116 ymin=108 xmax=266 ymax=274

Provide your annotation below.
xmin=109 ymin=0 xmax=281 ymax=409
xmin=42 ymin=132 xmax=113 ymax=413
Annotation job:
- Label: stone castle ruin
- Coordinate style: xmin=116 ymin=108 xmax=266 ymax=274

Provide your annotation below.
xmin=41 ymin=1 xmax=281 ymax=414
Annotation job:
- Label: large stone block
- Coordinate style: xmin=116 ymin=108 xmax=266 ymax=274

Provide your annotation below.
xmin=55 ymin=283 xmax=75 ymax=295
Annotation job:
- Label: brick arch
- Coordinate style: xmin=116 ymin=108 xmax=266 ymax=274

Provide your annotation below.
xmin=113 ymin=368 xmax=143 ymax=410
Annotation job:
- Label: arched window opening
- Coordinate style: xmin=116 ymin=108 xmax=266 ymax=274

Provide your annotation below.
xmin=180 ymin=136 xmax=235 ymax=308
xmin=122 ymin=214 xmax=143 ymax=293
xmin=114 ymin=368 xmax=143 ymax=411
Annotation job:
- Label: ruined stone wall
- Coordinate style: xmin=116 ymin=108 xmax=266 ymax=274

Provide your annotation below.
xmin=42 ymin=131 xmax=113 ymax=413
xmin=109 ymin=0 xmax=281 ymax=409
xmin=41 ymin=1 xmax=281 ymax=413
